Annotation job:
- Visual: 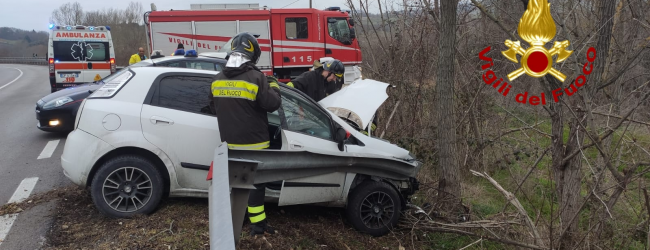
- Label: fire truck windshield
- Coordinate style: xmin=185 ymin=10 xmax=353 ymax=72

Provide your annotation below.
xmin=327 ymin=18 xmax=352 ymax=45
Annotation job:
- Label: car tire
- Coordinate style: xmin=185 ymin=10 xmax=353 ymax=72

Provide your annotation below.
xmin=346 ymin=181 xmax=401 ymax=237
xmin=90 ymin=155 xmax=163 ymax=218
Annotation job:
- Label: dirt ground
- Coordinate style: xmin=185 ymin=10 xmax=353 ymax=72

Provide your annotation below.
xmin=3 ymin=185 xmax=426 ymax=250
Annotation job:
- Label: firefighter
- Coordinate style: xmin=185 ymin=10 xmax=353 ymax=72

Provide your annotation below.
xmin=210 ymin=32 xmax=281 ymax=236
xmin=287 ymin=59 xmax=345 ymax=102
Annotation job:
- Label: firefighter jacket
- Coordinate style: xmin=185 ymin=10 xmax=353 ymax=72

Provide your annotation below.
xmin=211 ymin=62 xmax=281 ymax=150
xmin=287 ymin=68 xmax=336 ymax=102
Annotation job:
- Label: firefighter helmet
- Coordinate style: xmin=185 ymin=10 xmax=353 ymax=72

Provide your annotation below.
xmin=323 ymin=59 xmax=345 ymax=79
xmin=228 ymin=32 xmax=262 ymax=64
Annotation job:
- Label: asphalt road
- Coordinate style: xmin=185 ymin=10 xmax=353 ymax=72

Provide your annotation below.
xmin=0 ymin=65 xmax=71 ymax=250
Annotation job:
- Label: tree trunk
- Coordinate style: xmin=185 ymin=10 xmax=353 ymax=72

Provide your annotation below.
xmin=435 ymin=0 xmax=462 ymax=215
xmin=584 ymin=0 xmax=617 ymax=238
xmin=543 ymin=73 xmax=584 ymax=249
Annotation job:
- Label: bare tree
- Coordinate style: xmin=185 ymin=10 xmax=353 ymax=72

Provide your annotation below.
xmin=50 ymin=2 xmax=84 ymax=25
xmin=432 ymin=0 xmax=462 ymax=215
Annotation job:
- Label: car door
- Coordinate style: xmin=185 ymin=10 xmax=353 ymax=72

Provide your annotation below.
xmin=276 ymin=89 xmax=348 ymax=206
xmin=140 ymin=73 xmax=218 ymax=190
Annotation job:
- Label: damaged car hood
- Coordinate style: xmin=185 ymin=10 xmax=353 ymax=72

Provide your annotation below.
xmin=318 ymin=79 xmax=389 ymax=130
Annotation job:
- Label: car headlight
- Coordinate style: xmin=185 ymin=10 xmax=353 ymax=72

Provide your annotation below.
xmin=43 ymin=96 xmax=74 ymax=109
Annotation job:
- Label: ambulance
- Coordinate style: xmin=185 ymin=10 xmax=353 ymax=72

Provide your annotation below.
xmin=47 ymin=25 xmax=116 ymax=93
xmin=144 ymin=6 xmax=362 ymax=84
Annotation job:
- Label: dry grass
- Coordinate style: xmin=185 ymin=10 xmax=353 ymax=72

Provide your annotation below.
xmin=33 ymin=185 xmax=434 ymax=250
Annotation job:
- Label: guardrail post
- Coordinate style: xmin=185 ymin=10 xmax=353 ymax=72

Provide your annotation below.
xmin=208 ymin=142 xmax=260 ymax=249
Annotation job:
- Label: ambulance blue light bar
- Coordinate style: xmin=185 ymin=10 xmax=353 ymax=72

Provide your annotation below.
xmin=48 ymin=24 xmax=55 ymax=29
xmin=185 ymin=50 xmax=198 ymax=57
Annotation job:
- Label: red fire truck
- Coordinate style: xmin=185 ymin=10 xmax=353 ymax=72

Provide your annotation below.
xmin=144 ymin=6 xmax=362 ymax=83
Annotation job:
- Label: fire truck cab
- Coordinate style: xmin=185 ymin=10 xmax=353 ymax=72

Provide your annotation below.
xmin=145 ymin=6 xmax=362 ymax=84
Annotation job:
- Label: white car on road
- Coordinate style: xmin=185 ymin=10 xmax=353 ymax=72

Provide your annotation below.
xmin=61 ymin=67 xmax=422 ymax=236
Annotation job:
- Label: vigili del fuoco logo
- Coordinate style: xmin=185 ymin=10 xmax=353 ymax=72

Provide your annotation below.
xmin=478 ymin=0 xmax=597 ymax=106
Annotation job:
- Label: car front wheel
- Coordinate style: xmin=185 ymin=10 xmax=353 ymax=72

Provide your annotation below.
xmin=90 ymin=155 xmax=163 ymax=218
xmin=346 ymin=181 xmax=402 ymax=237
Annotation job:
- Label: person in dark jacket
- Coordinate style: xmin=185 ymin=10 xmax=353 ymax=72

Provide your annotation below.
xmin=211 ymin=32 xmax=281 ymax=236
xmin=287 ymin=59 xmax=345 ymax=102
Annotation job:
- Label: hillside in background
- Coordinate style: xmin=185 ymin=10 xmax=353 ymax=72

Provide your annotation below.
xmin=0 ymin=27 xmax=48 ymax=57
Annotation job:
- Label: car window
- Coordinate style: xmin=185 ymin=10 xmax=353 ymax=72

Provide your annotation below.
xmin=185 ymin=61 xmax=223 ymax=71
xmin=281 ymin=90 xmax=332 ymax=140
xmin=162 ymin=61 xmax=184 ymax=68
xmin=157 ymin=75 xmax=214 ymax=115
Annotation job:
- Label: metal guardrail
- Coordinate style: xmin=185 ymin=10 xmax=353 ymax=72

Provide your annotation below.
xmin=0 ymin=57 xmax=48 ymax=65
xmin=0 ymin=58 xmax=127 ymax=69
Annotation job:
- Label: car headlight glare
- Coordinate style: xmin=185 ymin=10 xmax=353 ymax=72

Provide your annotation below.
xmin=43 ymin=97 xmax=74 ymax=109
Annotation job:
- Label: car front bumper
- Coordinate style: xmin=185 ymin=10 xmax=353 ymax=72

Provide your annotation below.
xmin=35 ymin=102 xmax=79 ymax=132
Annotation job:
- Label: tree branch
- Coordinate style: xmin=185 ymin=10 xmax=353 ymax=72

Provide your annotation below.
xmin=561 ymin=89 xmax=650 ymax=166
xmin=471 ymin=170 xmax=545 ymax=248
xmin=468 ymin=0 xmax=517 ymax=41
xmin=597 ymin=41 xmax=650 ymax=90
xmin=591 ymin=111 xmax=650 ymax=126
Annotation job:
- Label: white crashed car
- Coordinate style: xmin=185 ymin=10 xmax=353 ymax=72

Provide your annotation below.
xmin=61 ymin=67 xmax=422 ymax=236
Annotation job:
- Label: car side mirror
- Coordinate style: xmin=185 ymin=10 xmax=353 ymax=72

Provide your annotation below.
xmin=350 ymin=27 xmax=356 ymax=39
xmin=335 ymin=127 xmax=350 ymax=151
xmin=348 ymin=19 xmax=355 ymax=26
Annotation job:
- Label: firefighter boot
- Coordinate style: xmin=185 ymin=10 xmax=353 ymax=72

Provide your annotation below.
xmin=249 ymin=220 xmax=276 ymax=236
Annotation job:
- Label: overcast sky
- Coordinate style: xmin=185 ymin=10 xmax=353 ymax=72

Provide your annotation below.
xmin=4 ymin=0 xmax=371 ymax=32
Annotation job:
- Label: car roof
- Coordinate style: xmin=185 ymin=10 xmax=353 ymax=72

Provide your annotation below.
xmin=141 ymin=55 xmax=227 ymax=64
xmin=128 ymin=65 xmax=220 ymax=76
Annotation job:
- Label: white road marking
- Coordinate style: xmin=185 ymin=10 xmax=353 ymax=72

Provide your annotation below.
xmin=0 ymin=214 xmax=18 ymax=246
xmin=8 ymin=177 xmax=39 ymax=204
xmin=0 ymin=67 xmax=24 ymax=91
xmin=0 ymin=177 xmax=39 ymax=246
xmin=37 ymin=140 xmax=60 ymax=159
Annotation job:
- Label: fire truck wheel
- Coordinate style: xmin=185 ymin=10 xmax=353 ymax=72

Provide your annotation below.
xmin=90 ymin=155 xmax=163 ymax=218
xmin=346 ymin=181 xmax=401 ymax=237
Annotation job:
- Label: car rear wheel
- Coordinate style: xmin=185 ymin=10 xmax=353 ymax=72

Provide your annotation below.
xmin=346 ymin=181 xmax=401 ymax=237
xmin=90 ymin=155 xmax=163 ymax=218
